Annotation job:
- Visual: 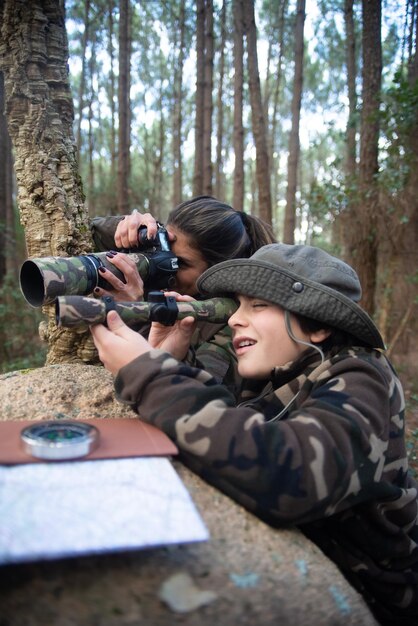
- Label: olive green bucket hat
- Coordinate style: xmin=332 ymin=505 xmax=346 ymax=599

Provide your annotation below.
xmin=197 ymin=243 xmax=385 ymax=349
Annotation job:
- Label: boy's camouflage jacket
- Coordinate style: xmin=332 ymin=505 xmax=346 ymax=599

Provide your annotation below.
xmin=115 ymin=344 xmax=418 ymax=625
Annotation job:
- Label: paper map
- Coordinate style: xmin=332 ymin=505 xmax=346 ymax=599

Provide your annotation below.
xmin=0 ymin=457 xmax=209 ymax=564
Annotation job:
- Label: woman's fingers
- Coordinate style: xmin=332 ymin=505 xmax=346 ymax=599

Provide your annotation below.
xmin=114 ymin=212 xmax=159 ymax=249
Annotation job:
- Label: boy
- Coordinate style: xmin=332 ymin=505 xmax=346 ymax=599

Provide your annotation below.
xmin=91 ymin=243 xmax=418 ymax=625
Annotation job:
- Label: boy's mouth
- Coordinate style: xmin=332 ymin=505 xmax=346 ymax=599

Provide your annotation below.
xmin=233 ymin=337 xmax=256 ymax=354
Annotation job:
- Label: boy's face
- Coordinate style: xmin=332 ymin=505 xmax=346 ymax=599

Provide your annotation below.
xmin=228 ymin=295 xmax=310 ymax=379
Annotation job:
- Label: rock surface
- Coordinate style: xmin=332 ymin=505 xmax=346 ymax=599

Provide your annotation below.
xmin=0 ymin=365 xmax=378 ymax=625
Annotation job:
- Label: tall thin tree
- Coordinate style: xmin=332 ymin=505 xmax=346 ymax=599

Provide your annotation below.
xmin=76 ymin=0 xmax=90 ymax=157
xmin=193 ymin=0 xmax=205 ymax=196
xmin=172 ymin=0 xmax=186 ymax=207
xmin=107 ymin=0 xmax=117 ymax=190
xmin=117 ymin=0 xmax=131 ymax=214
xmin=349 ymin=0 xmax=382 ymax=314
xmin=202 ymin=0 xmax=214 ymax=195
xmin=283 ymin=0 xmax=306 ymax=243
xmin=336 ymin=0 xmax=358 ymax=251
xmin=233 ymin=0 xmax=245 ymax=211
xmin=214 ymin=0 xmax=227 ymax=200
xmin=344 ymin=0 xmax=358 ymax=179
xmin=0 ymin=0 xmax=94 ymax=364
xmin=243 ymin=0 xmax=272 ymax=223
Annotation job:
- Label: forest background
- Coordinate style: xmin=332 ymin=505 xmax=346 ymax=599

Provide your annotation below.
xmin=0 ymin=0 xmax=417 ymax=469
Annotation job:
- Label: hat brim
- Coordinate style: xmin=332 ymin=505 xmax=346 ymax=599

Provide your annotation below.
xmin=197 ymin=259 xmax=385 ymax=350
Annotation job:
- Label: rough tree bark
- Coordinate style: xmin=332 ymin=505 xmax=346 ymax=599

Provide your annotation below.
xmin=0 ymin=71 xmax=15 ymax=279
xmin=346 ymin=0 xmax=381 ymax=314
xmin=0 ymin=0 xmax=97 ymax=365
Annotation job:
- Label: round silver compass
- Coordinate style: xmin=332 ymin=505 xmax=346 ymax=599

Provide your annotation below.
xmin=21 ymin=420 xmax=99 ymax=461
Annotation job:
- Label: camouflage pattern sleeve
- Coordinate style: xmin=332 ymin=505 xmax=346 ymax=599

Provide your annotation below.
xmin=114 ymin=347 xmax=409 ymax=524
xmin=90 ymin=216 xmax=124 ymax=251
xmin=115 ymin=347 xmax=418 ymax=623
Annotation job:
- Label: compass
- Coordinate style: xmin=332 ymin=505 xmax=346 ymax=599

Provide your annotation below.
xmin=20 ymin=420 xmax=100 ymax=461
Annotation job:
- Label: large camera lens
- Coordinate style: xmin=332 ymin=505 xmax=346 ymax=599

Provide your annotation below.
xmin=19 ymin=255 xmax=102 ymax=307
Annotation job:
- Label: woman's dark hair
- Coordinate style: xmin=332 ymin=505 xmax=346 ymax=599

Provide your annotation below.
xmin=167 ymin=196 xmax=276 ymax=266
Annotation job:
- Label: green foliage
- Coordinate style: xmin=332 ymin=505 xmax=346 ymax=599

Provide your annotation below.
xmin=0 ymin=273 xmax=47 ymax=374
xmin=379 ymin=70 xmax=418 ymax=202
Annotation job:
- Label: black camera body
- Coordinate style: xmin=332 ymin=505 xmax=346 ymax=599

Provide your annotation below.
xmin=133 ymin=224 xmax=179 ymax=293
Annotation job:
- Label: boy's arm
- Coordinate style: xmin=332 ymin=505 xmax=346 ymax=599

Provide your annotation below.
xmin=114 ymin=348 xmax=399 ymax=526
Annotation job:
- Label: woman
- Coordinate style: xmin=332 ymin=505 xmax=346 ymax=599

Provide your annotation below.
xmin=90 ymin=195 xmax=275 ymax=397
xmin=91 ymin=243 xmax=418 ymax=625
xmin=90 ymin=195 xmax=275 ymax=300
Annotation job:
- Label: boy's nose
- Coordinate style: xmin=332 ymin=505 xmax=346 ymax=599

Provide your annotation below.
xmin=228 ymin=309 xmax=245 ymax=328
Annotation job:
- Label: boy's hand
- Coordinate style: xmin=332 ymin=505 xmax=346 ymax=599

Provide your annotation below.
xmin=148 ymin=292 xmax=197 ymax=360
xmin=90 ymin=311 xmax=151 ymax=375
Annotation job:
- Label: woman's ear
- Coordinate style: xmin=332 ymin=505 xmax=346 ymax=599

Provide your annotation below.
xmin=309 ymin=328 xmax=332 ymax=343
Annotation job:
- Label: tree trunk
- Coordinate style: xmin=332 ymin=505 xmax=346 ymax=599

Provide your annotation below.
xmin=87 ymin=33 xmax=96 ymax=215
xmin=336 ymin=0 xmax=358 ymax=253
xmin=214 ymin=0 xmax=227 ymax=200
xmin=344 ymin=0 xmax=357 ymax=179
xmin=76 ymin=0 xmax=90 ymax=158
xmin=347 ymin=0 xmax=381 ymax=315
xmin=0 ymin=71 xmax=15 ymax=280
xmin=243 ymin=0 xmax=272 ymax=223
xmin=193 ymin=0 xmax=205 ymax=196
xmin=267 ymin=0 xmax=287 ymax=231
xmin=108 ymin=0 xmax=117 ymax=193
xmin=172 ymin=0 xmax=185 ymax=207
xmin=283 ymin=0 xmax=306 ymax=243
xmin=0 ymin=0 xmax=96 ymax=364
xmin=202 ymin=0 xmax=214 ymax=196
xmin=117 ymin=0 xmax=131 ymax=214
xmin=233 ymin=0 xmax=245 ymax=211
xmin=149 ymin=80 xmax=165 ymax=216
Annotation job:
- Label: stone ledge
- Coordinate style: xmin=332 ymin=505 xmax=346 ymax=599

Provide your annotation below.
xmin=0 ymin=365 xmax=378 ymax=625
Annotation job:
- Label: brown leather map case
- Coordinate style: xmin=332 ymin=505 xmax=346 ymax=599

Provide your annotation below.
xmin=0 ymin=418 xmax=178 ymax=464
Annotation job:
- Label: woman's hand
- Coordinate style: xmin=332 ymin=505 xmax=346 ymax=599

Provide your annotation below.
xmin=114 ymin=211 xmax=175 ymax=249
xmin=148 ymin=292 xmax=197 ymax=360
xmin=93 ymin=252 xmax=145 ymax=301
xmin=90 ymin=311 xmax=152 ymax=375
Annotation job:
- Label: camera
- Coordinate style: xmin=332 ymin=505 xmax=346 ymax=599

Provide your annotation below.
xmin=19 ymin=224 xmax=179 ymax=307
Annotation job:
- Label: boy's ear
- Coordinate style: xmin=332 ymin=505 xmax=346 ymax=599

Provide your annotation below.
xmin=309 ymin=328 xmax=332 ymax=343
